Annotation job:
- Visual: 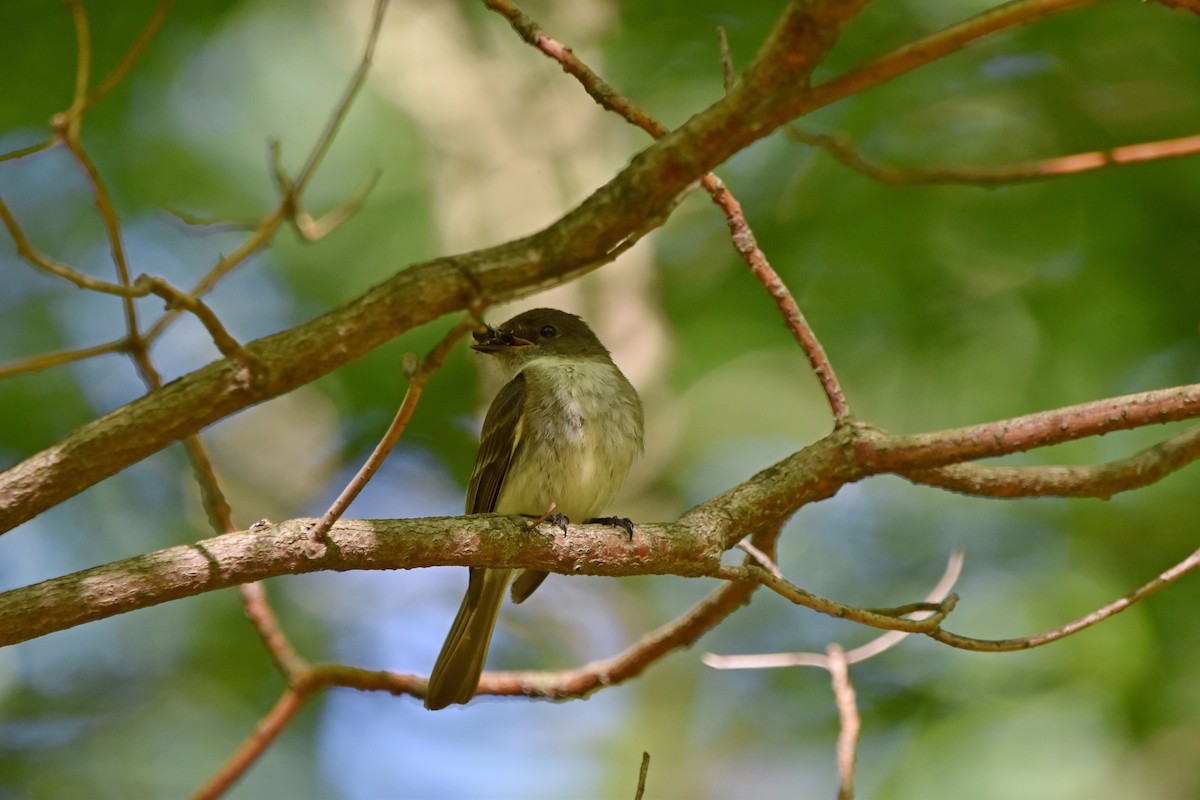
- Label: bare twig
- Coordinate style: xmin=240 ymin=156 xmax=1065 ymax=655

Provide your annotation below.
xmin=1 ymin=190 xmax=256 ymax=371
xmin=59 ymin=0 xmax=91 ymax=142
xmin=293 ymin=0 xmax=389 ymax=195
xmin=702 ymin=173 xmax=851 ymax=420
xmin=717 ymin=27 xmax=736 ymax=94
xmin=304 ymin=313 xmax=480 ymax=556
xmin=161 ymin=208 xmax=264 ymax=233
xmin=0 ymin=338 xmax=128 ymax=379
xmin=239 ymin=582 xmax=309 ymax=678
xmin=808 ymin=0 xmax=1100 ymax=110
xmin=134 ymin=275 xmax=259 ymax=368
xmin=85 ymin=0 xmax=174 ymax=112
xmin=190 ymin=687 xmax=308 ymax=800
xmin=930 ymin=546 xmax=1200 ymax=652
xmin=634 ymin=752 xmax=651 ymax=800
xmin=737 ymin=536 xmax=784 ymax=579
xmin=704 ymin=550 xmax=965 ymax=670
xmin=0 ymin=138 xmax=56 ymax=163
xmin=57 ymin=133 xmax=146 ymax=373
xmin=715 ymin=564 xmax=958 ymax=635
xmin=292 ymin=169 xmax=382 ymax=242
xmin=146 ymin=0 xmax=391 ymax=341
xmin=0 ymin=194 xmax=137 ymax=295
xmin=827 ymin=644 xmax=859 ymax=800
xmin=791 ymin=128 xmax=1200 ymax=186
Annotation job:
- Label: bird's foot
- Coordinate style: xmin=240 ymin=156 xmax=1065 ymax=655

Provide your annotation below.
xmin=589 ymin=516 xmax=635 ymax=540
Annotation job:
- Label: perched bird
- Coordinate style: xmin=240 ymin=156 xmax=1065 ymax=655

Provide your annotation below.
xmin=424 ymin=308 xmax=644 ymax=710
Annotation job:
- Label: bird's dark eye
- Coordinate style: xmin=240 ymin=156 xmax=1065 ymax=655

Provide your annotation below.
xmin=540 ymin=325 xmax=558 ymax=339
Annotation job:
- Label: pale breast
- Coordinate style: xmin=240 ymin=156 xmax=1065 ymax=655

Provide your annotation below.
xmin=494 ymin=357 xmax=643 ymax=522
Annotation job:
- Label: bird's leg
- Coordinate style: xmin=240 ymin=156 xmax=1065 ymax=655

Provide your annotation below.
xmin=522 ymin=501 xmax=570 ymax=534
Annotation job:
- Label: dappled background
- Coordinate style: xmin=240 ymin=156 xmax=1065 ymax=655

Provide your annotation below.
xmin=1 ymin=0 xmax=1199 ymax=797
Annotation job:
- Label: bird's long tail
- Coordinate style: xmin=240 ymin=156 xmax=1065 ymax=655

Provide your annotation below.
xmin=424 ymin=567 xmax=512 ymax=710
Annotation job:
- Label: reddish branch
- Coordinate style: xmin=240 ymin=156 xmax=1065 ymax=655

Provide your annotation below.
xmin=807 ymin=0 xmax=1100 ymax=111
xmin=856 ymin=384 xmax=1200 ymax=471
xmin=191 ymin=687 xmax=307 ymax=800
xmin=903 ymin=426 xmax=1200 ymax=499
xmin=791 ymin=128 xmax=1200 ymax=186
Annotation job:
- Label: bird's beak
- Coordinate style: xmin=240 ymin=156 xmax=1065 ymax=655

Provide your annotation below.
xmin=470 ymin=325 xmax=533 ymax=354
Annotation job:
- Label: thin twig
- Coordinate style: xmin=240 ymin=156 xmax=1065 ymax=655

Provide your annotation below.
xmin=304 ymin=313 xmax=480 ymax=556
xmin=702 ymin=173 xmax=851 ymax=420
xmin=790 ymin=128 xmax=1200 ymax=186
xmin=1 ymin=190 xmax=256 ymax=371
xmin=737 ymin=536 xmax=784 ymax=578
xmin=713 ymin=564 xmax=958 ymax=634
xmin=0 ymin=193 xmax=137 ymax=295
xmin=58 ymin=0 xmax=91 ymax=142
xmin=0 ymin=338 xmax=127 ymax=379
xmin=704 ymin=550 xmax=965 ymax=670
xmin=190 ymin=687 xmax=309 ymax=800
xmin=292 ymin=169 xmax=382 ymax=242
xmin=717 ymin=27 xmax=736 ymax=94
xmin=58 ymin=134 xmax=144 ymax=365
xmin=827 ymin=644 xmax=859 ymax=800
xmin=133 ymin=275 xmax=259 ymax=369
xmin=634 ymin=752 xmax=651 ymax=800
xmin=239 ymin=582 xmax=309 ymax=678
xmin=85 ymin=0 xmax=174 ymax=112
xmin=161 ymin=208 xmax=264 ymax=233
xmin=0 ymin=138 xmax=56 ymax=163
xmin=808 ymin=0 xmax=1100 ymax=110
xmin=293 ymin=0 xmax=390 ymax=194
xmin=930 ymin=546 xmax=1200 ymax=652
xmin=145 ymin=0 xmax=391 ymax=341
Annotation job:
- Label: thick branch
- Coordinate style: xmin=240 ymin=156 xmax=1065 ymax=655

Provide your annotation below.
xmin=0 ymin=516 xmax=716 ymax=647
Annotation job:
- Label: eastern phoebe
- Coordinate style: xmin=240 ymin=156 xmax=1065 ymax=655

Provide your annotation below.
xmin=424 ymin=308 xmax=645 ymax=710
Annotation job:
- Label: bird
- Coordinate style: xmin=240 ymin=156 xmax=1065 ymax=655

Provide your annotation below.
xmin=424 ymin=308 xmax=644 ymax=710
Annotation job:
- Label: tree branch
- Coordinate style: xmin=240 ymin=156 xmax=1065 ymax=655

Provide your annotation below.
xmin=9 ymin=384 xmax=1200 ymax=646
xmin=0 ymin=516 xmax=719 ymax=647
xmin=901 ymin=425 xmax=1200 ymax=499
xmin=790 ymin=128 xmax=1200 ymax=186
xmin=928 ymin=545 xmax=1200 ymax=652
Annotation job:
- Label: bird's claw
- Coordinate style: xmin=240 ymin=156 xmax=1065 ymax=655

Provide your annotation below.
xmin=589 ymin=516 xmax=635 ymax=540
